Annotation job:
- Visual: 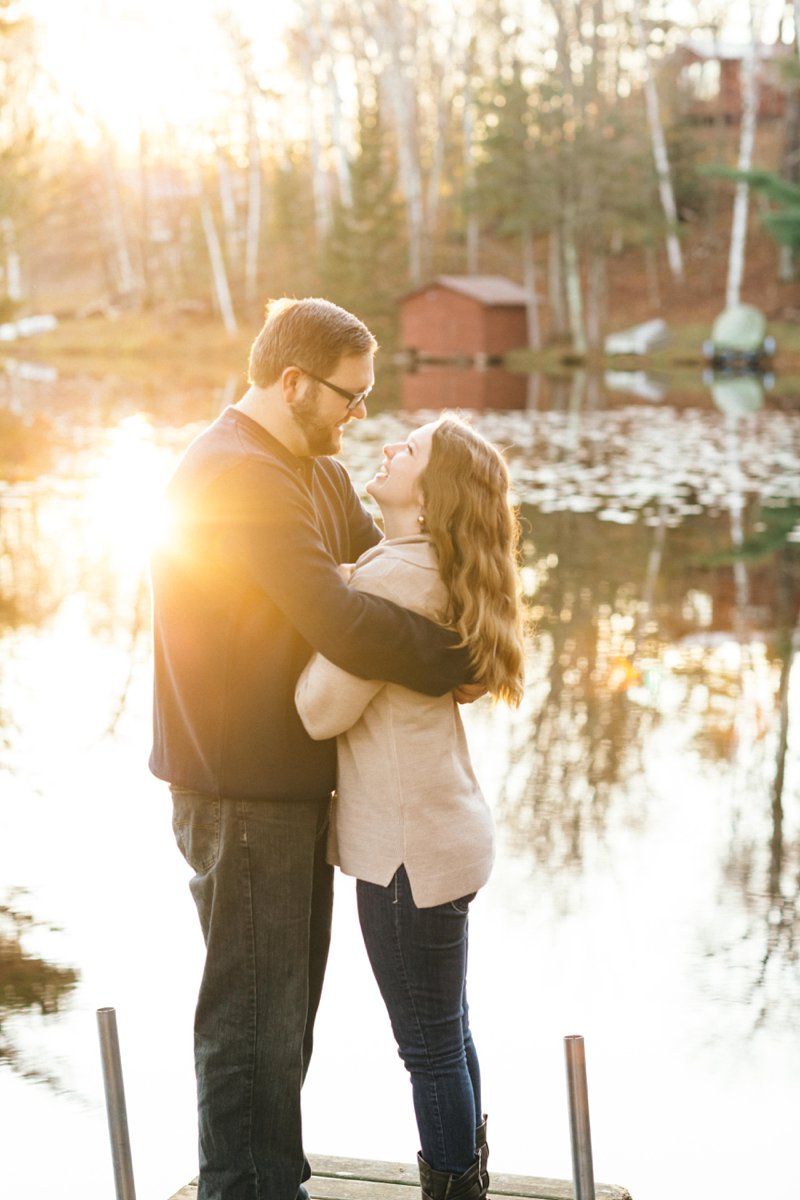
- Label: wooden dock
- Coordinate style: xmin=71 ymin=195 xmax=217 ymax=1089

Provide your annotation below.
xmin=168 ymin=1153 xmax=632 ymax=1199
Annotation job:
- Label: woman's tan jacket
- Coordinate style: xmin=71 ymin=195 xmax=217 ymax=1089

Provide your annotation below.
xmin=294 ymin=536 xmax=494 ymax=908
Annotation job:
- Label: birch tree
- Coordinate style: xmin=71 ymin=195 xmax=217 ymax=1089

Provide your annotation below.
xmin=98 ymin=125 xmax=140 ymax=303
xmin=423 ymin=24 xmax=458 ymax=265
xmin=362 ymin=0 xmax=426 ymax=284
xmin=308 ymin=0 xmax=353 ymax=211
xmin=286 ymin=25 xmax=333 ymax=243
xmin=215 ymin=147 xmax=240 ymax=269
xmin=0 ymin=4 xmax=36 ymax=313
xmin=777 ymin=1 xmax=800 ymax=278
xmin=548 ymin=228 xmax=568 ymax=341
xmin=196 ymin=171 xmax=238 ymax=334
xmin=632 ymin=0 xmax=684 ymax=281
xmin=726 ymin=3 xmax=762 ymax=309
xmin=547 ymin=0 xmax=593 ymax=354
xmin=2 ymin=217 xmax=21 ymax=304
xmin=462 ymin=62 xmax=480 ymax=275
xmin=243 ymin=91 xmax=262 ymax=309
xmin=218 ymin=12 xmax=264 ymax=312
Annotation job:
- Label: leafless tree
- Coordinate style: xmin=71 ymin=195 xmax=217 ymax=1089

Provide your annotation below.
xmin=726 ymin=2 xmax=763 ymax=308
xmin=633 ymin=0 xmax=684 ymax=281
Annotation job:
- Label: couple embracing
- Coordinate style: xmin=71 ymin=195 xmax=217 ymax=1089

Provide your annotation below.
xmin=150 ymin=297 xmax=525 ymax=1200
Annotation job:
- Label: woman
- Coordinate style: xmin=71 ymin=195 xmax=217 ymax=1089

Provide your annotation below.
xmin=295 ymin=415 xmax=525 ymax=1200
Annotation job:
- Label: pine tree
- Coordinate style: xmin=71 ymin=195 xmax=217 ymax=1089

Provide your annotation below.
xmin=319 ymin=99 xmax=406 ymax=348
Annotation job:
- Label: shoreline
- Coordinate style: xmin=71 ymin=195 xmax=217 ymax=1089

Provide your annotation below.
xmin=1 ymin=312 xmax=799 ymax=392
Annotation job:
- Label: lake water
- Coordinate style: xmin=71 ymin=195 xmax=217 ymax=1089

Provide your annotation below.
xmin=1 ymin=361 xmax=799 ymax=1200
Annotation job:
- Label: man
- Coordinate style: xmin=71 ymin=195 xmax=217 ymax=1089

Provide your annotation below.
xmin=150 ymin=297 xmax=475 ymax=1200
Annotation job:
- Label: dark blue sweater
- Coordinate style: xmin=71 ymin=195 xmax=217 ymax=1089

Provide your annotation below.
xmin=149 ymin=407 xmax=468 ymax=801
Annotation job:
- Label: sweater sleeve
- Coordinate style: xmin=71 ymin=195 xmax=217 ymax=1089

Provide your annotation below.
xmin=215 ymin=460 xmax=470 ymax=695
xmin=295 ymin=553 xmax=428 ymax=738
xmin=295 ymin=656 xmax=383 ymax=739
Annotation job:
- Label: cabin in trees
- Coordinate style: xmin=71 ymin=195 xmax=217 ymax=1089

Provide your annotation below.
xmin=675 ymin=39 xmax=790 ymax=123
xmin=399 ymin=275 xmax=530 ymax=363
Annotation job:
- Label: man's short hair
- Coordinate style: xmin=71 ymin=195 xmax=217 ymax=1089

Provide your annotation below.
xmin=248 ymin=297 xmax=378 ymax=387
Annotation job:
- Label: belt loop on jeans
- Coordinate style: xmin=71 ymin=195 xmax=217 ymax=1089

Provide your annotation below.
xmin=392 ymin=871 xmax=399 ymax=905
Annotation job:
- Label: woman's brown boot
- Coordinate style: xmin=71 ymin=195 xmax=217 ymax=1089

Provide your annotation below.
xmin=417 ymin=1151 xmax=486 ymax=1200
xmin=475 ymin=1115 xmax=489 ymax=1193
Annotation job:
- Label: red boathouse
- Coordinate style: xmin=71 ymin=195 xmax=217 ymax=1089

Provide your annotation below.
xmin=400 ymin=275 xmax=530 ymax=362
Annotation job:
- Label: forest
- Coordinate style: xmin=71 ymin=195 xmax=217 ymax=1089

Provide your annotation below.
xmin=1 ymin=0 xmax=799 ymax=354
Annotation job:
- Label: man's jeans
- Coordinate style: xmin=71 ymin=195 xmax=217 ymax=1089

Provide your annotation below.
xmin=172 ymin=789 xmax=333 ymax=1200
xmin=356 ymin=865 xmax=481 ymax=1175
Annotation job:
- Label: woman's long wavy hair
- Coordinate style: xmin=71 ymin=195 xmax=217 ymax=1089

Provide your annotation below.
xmin=420 ymin=416 xmax=526 ymax=706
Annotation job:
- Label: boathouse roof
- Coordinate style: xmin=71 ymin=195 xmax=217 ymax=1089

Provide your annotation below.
xmin=402 ymin=275 xmax=530 ymax=306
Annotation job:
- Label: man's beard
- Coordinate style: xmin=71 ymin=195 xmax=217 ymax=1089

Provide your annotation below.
xmin=292 ymin=385 xmax=341 ymax=456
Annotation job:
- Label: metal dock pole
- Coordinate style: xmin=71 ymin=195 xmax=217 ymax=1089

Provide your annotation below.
xmin=564 ymin=1034 xmax=596 ymax=1200
xmin=97 ymin=1006 xmax=137 ymax=1200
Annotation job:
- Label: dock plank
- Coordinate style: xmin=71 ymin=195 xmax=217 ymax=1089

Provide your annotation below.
xmin=168 ymin=1153 xmax=632 ymax=1200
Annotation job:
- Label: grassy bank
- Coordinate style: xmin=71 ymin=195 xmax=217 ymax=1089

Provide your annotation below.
xmin=2 ymin=310 xmax=800 ymax=393
xmin=0 ymin=312 xmax=253 ymax=386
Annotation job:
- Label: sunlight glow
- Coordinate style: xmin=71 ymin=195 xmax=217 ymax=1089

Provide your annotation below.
xmin=28 ymin=0 xmax=293 ymax=150
xmin=27 ymin=0 xmax=789 ymax=155
xmin=83 ymin=415 xmax=175 ymax=576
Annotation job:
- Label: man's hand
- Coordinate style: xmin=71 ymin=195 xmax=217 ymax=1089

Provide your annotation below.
xmin=453 ymin=682 xmax=487 ymax=705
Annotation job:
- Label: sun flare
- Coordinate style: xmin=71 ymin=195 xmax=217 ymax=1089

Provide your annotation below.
xmin=30 ymin=0 xmax=292 ymax=150
xmin=83 ymin=415 xmax=178 ymax=576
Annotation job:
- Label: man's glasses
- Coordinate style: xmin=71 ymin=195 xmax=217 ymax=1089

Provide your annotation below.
xmin=296 ymin=367 xmax=371 ymax=413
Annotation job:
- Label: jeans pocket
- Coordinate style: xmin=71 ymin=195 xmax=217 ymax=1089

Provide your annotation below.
xmin=171 ymin=789 xmax=221 ymax=874
xmin=449 ymin=892 xmax=476 ymax=915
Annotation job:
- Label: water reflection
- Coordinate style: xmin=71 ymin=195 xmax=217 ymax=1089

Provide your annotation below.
xmin=494 ymin=506 xmax=800 ymax=929
xmin=695 ymin=557 xmax=800 ymax=1035
xmin=0 ymin=891 xmax=79 ymax=1086
xmin=709 ymin=372 xmax=766 ymax=418
xmin=401 ymin=363 xmax=532 ymax=410
xmin=0 ymin=367 xmax=799 ymax=1198
xmin=498 ymin=517 xmax=658 ymax=878
xmin=604 ymin=369 xmax=668 ymax=403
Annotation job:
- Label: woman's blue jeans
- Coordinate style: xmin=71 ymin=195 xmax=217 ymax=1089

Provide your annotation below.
xmin=172 ymin=788 xmax=333 ymax=1200
xmin=356 ymin=866 xmax=481 ymax=1175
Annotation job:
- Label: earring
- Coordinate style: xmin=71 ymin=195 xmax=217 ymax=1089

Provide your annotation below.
xmin=417 ymin=512 xmax=427 ymax=531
